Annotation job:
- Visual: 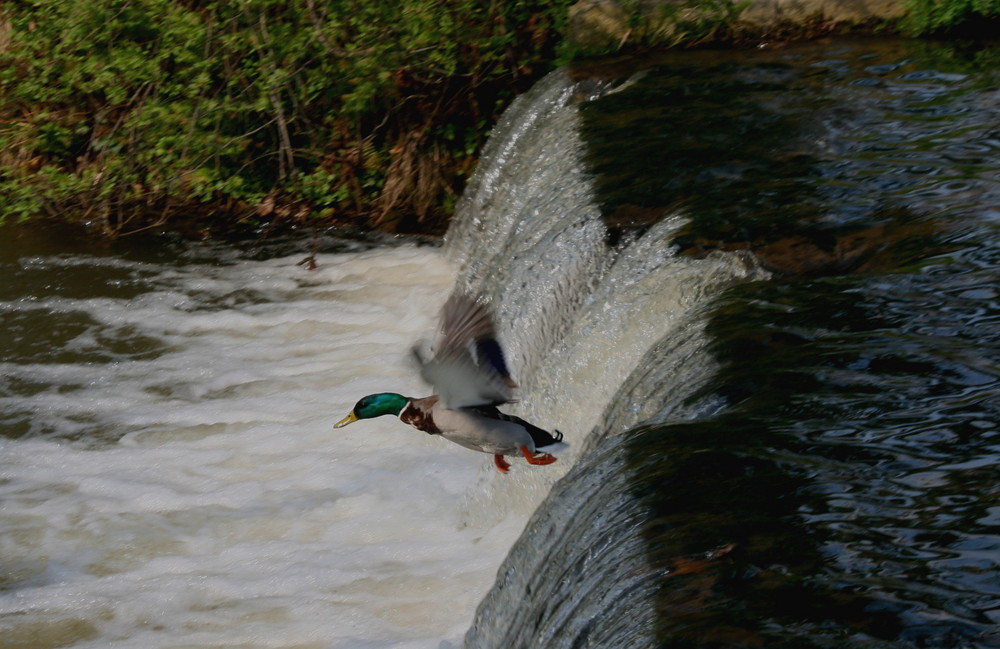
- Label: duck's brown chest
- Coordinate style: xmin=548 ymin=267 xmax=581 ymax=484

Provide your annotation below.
xmin=399 ymin=397 xmax=442 ymax=435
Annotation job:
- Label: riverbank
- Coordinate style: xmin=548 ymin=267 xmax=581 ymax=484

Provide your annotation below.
xmin=0 ymin=0 xmax=996 ymax=241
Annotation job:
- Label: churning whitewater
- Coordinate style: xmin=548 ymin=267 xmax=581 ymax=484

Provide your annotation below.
xmin=0 ymin=243 xmax=552 ymax=648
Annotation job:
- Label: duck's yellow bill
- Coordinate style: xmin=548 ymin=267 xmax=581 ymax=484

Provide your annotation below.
xmin=334 ymin=412 xmax=358 ymax=429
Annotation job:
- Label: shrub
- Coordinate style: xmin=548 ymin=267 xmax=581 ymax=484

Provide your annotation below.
xmin=902 ymin=0 xmax=1000 ymax=34
xmin=0 ymin=0 xmax=570 ymax=236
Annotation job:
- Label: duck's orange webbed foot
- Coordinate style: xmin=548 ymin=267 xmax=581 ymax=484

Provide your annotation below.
xmin=494 ymin=454 xmax=511 ymax=473
xmin=520 ymin=446 xmax=557 ymax=466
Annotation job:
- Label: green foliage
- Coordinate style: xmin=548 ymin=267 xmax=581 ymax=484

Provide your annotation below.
xmin=902 ymin=0 xmax=1000 ymax=33
xmin=0 ymin=0 xmax=570 ymax=235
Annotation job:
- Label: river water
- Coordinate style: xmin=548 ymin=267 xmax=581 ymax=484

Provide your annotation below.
xmin=2 ymin=37 xmax=1000 ymax=649
xmin=0 ymin=234 xmax=530 ymax=648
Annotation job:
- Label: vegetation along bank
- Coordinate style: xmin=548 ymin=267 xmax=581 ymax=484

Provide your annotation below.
xmin=0 ymin=0 xmax=997 ymax=239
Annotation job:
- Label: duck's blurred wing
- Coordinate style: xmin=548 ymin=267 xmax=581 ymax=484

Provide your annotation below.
xmin=414 ymin=294 xmax=516 ymax=408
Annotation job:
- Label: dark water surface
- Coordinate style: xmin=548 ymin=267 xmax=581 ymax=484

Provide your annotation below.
xmin=581 ymin=39 xmax=1000 ymax=249
xmin=599 ymin=39 xmax=1000 ymax=647
xmin=468 ymin=39 xmax=1000 ymax=648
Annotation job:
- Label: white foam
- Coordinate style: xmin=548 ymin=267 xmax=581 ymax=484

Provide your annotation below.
xmin=0 ymin=244 xmax=544 ymax=648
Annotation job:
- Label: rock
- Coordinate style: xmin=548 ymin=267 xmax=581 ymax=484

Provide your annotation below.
xmin=567 ymin=0 xmax=907 ymax=50
xmin=568 ymin=0 xmax=717 ymax=50
xmin=567 ymin=0 xmax=632 ymax=51
xmin=738 ymin=0 xmax=906 ymax=28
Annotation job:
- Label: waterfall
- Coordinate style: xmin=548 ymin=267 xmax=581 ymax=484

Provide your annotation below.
xmin=447 ymin=68 xmax=764 ymax=443
xmin=443 ymin=68 xmax=767 ymax=647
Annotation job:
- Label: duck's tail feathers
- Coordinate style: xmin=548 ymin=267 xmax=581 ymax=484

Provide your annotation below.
xmin=504 ymin=415 xmax=563 ymax=450
xmin=536 ymin=429 xmax=566 ymax=451
xmin=537 ymin=437 xmax=569 ymax=456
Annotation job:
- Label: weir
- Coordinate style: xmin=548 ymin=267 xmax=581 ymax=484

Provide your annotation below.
xmin=453 ymin=40 xmax=1000 ymax=648
xmin=446 ymin=68 xmax=763 ymax=449
xmin=444 ymin=67 xmax=766 ymax=648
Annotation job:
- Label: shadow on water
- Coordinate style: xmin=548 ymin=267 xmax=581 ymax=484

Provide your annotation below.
xmin=579 ymin=57 xmax=829 ymax=235
xmin=577 ymin=38 xmax=999 ymax=275
xmin=624 ymin=421 xmax=902 ymax=647
xmin=597 ymin=40 xmax=1000 ymax=648
xmin=627 ymin=264 xmax=1000 ymax=646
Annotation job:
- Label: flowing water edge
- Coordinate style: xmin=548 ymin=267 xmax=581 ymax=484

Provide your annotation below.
xmin=1 ymin=38 xmax=1000 ymax=649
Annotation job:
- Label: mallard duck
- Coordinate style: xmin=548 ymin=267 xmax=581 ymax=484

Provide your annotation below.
xmin=334 ymin=294 xmax=564 ymax=473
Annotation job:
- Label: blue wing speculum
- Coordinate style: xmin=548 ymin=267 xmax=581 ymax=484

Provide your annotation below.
xmin=414 ymin=294 xmax=516 ymax=409
xmin=473 ymin=337 xmax=512 ymax=382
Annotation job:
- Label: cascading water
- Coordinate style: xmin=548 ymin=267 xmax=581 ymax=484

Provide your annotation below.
xmin=445 ymin=68 xmax=767 ymax=648
xmin=445 ymin=60 xmax=768 ymax=649
xmin=446 ymin=68 xmax=764 ymax=446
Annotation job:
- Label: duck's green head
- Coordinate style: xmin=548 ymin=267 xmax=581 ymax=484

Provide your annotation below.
xmin=334 ymin=393 xmax=409 ymax=428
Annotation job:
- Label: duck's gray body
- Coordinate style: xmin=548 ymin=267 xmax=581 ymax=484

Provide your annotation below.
xmin=401 ymin=396 xmax=541 ymax=456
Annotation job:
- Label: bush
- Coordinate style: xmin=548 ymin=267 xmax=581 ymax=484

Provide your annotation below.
xmin=902 ymin=0 xmax=1000 ymax=34
xmin=0 ymin=0 xmax=570 ymax=236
